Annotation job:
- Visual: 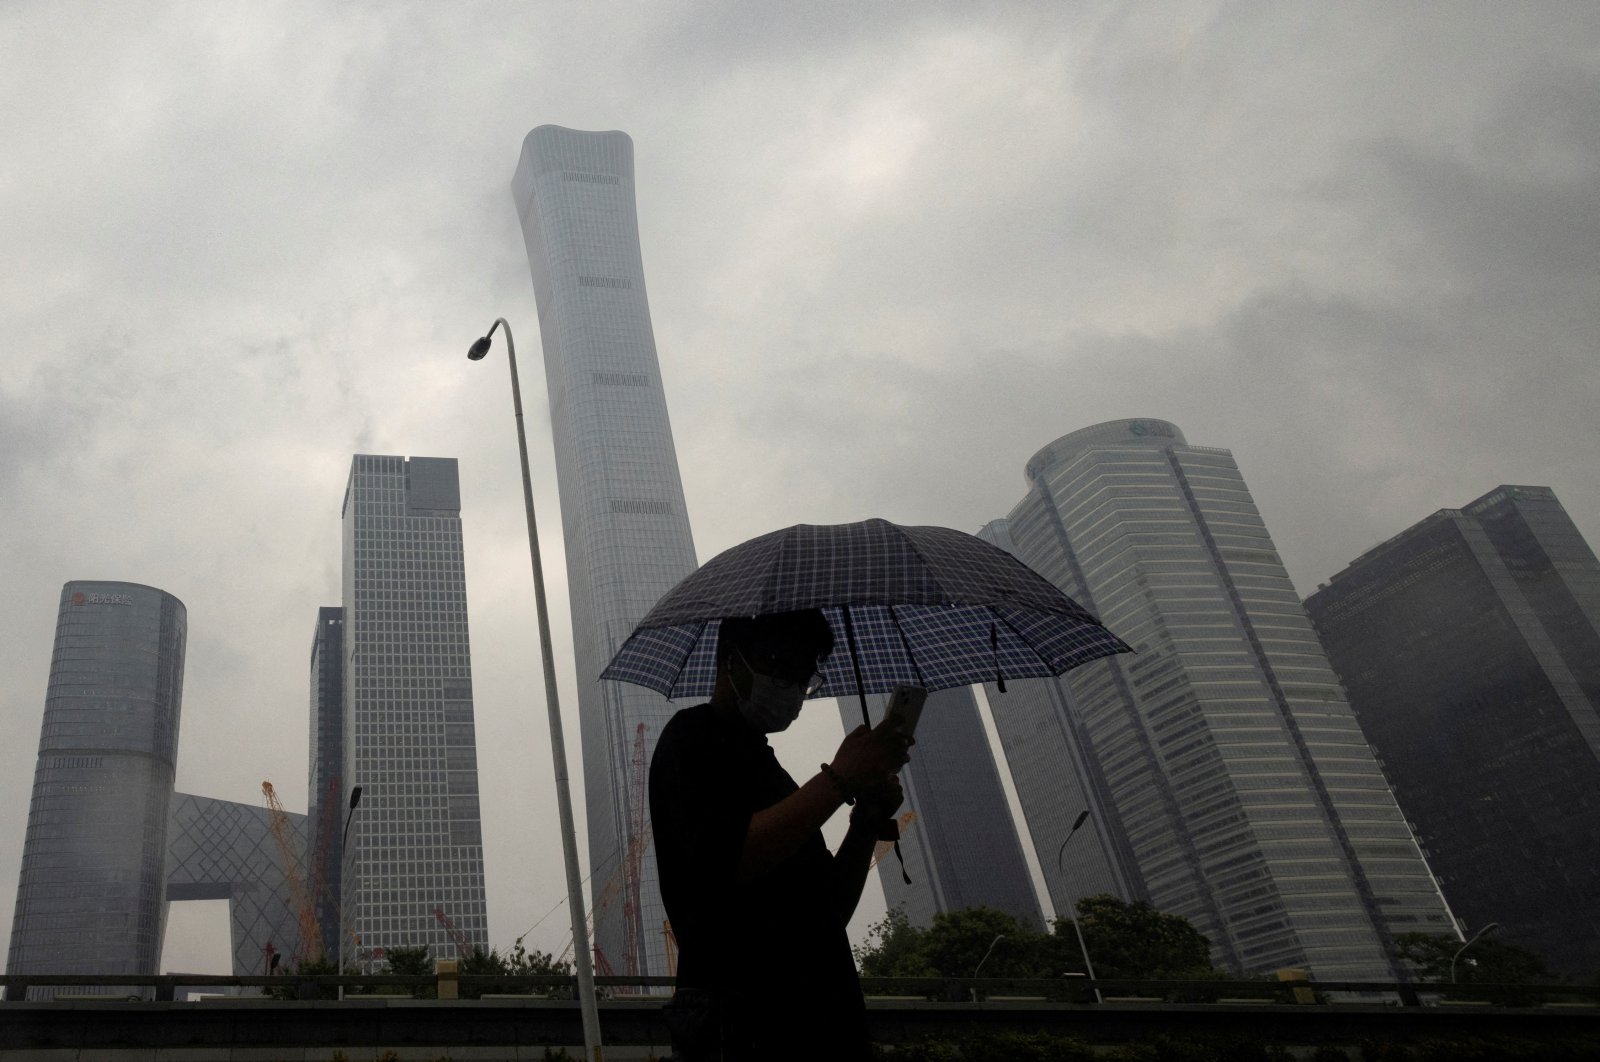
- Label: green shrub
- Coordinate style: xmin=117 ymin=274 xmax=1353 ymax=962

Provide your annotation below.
xmin=959 ymin=1030 xmax=1095 ymax=1062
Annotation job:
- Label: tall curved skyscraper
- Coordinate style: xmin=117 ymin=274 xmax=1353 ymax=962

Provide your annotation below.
xmin=514 ymin=126 xmax=698 ymax=978
xmin=7 ymin=581 xmax=186 ymax=994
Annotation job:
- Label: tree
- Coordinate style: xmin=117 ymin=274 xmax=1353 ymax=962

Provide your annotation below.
xmin=264 ymin=952 xmax=337 ymax=1000
xmin=381 ymin=944 xmax=434 ymax=997
xmin=855 ymin=907 xmax=936 ymax=977
xmin=1065 ymin=894 xmax=1214 ymax=979
xmin=458 ymin=939 xmax=575 ymax=998
xmin=854 ymin=900 xmax=1215 ymax=984
xmin=856 ymin=906 xmax=1041 ymax=979
xmin=504 ymin=938 xmax=573 ymax=978
xmin=922 ymin=907 xmax=1042 ymax=980
xmin=1395 ymin=932 xmax=1552 ymax=984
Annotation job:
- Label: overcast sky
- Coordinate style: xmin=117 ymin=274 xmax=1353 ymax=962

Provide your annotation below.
xmin=2 ymin=2 xmax=1596 ymax=973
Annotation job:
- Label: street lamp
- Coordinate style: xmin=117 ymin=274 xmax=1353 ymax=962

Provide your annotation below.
xmin=337 ymin=785 xmax=363 ymax=999
xmin=468 ymin=318 xmax=604 ymax=1062
xmin=973 ymin=933 xmax=1006 ymax=979
xmin=1056 ymin=809 xmax=1102 ymax=1002
xmin=1451 ymin=921 xmax=1500 ymax=984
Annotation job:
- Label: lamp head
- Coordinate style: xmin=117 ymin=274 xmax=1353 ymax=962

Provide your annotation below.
xmin=468 ymin=336 xmax=492 ymax=361
xmin=349 ymin=785 xmax=363 ymax=809
xmin=1072 ymin=810 xmax=1090 ymax=832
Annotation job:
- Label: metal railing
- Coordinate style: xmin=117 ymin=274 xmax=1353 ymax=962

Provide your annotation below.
xmin=3 ymin=973 xmax=1597 ymax=1008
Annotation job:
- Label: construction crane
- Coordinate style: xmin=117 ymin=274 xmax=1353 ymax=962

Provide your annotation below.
xmin=261 ymin=781 xmax=319 ymax=962
xmin=433 ymin=906 xmax=477 ymax=960
xmin=560 ymin=723 xmax=655 ymax=976
xmin=621 ymin=722 xmax=648 ymax=977
xmin=558 ymin=824 xmax=654 ymax=969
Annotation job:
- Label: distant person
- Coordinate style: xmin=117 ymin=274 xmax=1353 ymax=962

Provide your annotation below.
xmin=651 ymin=609 xmax=912 ymax=1061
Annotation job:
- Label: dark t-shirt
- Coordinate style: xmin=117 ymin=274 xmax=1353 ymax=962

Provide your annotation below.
xmin=650 ymin=703 xmax=867 ymax=1059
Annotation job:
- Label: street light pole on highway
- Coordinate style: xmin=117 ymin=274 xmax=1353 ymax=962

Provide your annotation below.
xmin=336 ymin=785 xmax=362 ymax=1000
xmin=1056 ymin=809 xmax=1102 ymax=1002
xmin=1451 ymin=921 xmax=1501 ymax=984
xmin=468 ymin=318 xmax=604 ymax=1061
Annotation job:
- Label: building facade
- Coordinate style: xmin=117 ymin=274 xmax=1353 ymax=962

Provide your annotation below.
xmin=976 ymin=519 xmax=1141 ymax=925
xmin=165 ymin=793 xmax=308 ymax=976
xmin=513 ymin=125 xmax=699 ymax=977
xmin=1305 ymin=485 xmax=1600 ymax=976
xmin=307 ymin=607 xmax=344 ymax=958
xmin=844 ymin=688 xmax=1043 ymax=930
xmin=991 ymin=420 xmax=1455 ymax=978
xmin=7 ymin=581 xmax=187 ymax=995
xmin=341 ymin=455 xmax=488 ymax=965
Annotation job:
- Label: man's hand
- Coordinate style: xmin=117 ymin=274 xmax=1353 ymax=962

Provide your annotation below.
xmin=855 ymin=774 xmax=904 ymax=821
xmin=830 ymin=716 xmax=913 ymax=796
xmin=852 ymin=774 xmax=905 ymax=841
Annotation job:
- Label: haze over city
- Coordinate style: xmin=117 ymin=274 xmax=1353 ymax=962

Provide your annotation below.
xmin=2 ymin=0 xmax=1596 ymax=977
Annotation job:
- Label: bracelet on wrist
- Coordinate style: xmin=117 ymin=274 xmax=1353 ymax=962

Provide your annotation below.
xmin=819 ymin=762 xmax=856 ymax=806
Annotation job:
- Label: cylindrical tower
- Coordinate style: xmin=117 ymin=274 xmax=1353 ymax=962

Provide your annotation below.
xmin=6 ymin=581 xmax=186 ymax=992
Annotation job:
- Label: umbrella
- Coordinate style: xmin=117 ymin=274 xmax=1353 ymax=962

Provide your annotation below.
xmin=601 ymin=518 xmax=1131 ymax=723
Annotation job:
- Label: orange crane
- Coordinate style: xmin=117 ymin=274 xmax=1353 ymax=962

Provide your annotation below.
xmin=261 ymin=780 xmax=319 ymax=962
xmin=433 ymin=906 xmax=477 ymax=959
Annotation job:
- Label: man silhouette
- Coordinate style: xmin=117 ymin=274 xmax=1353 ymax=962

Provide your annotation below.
xmin=651 ymin=609 xmax=911 ymax=1061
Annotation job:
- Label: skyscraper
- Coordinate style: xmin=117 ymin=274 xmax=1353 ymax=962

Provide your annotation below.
xmin=341 ymin=454 xmax=488 ymax=964
xmin=1305 ymin=485 xmax=1600 ymax=976
xmin=513 ymin=126 xmax=699 ymax=977
xmin=989 ymin=420 xmax=1455 ymax=978
xmin=7 ymin=581 xmax=187 ymax=996
xmin=844 ymin=688 xmax=1043 ymax=930
xmin=307 ymin=606 xmax=344 ymax=958
xmin=976 ymin=518 xmax=1139 ymax=924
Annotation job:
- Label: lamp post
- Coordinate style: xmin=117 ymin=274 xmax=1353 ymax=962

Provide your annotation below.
xmin=973 ymin=933 xmax=1005 ymax=979
xmin=1056 ymin=809 xmax=1102 ymax=1002
xmin=337 ymin=785 xmax=363 ymax=1000
xmin=1450 ymin=921 xmax=1500 ymax=984
xmin=468 ymin=318 xmax=604 ymax=1062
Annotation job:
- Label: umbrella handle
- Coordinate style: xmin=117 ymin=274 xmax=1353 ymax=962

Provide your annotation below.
xmin=841 ymin=606 xmax=872 ymax=728
xmin=841 ymin=607 xmax=913 ymax=884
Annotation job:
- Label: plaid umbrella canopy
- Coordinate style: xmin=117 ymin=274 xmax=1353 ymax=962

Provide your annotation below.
xmin=601 ymin=518 xmax=1131 ymax=720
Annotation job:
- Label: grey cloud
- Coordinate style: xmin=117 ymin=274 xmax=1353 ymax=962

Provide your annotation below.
xmin=2 ymin=0 xmax=1597 ymax=971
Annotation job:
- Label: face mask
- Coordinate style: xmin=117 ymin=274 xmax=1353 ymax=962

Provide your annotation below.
xmin=734 ymin=650 xmax=808 ymax=733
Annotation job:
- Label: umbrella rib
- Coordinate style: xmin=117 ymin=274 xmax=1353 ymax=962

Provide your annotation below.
xmin=664 ymin=620 xmax=710 ymax=699
xmin=989 ymin=607 xmax=1041 ymax=689
xmin=892 ymin=523 xmax=955 ymax=604
xmin=840 ymin=606 xmax=873 ymax=728
xmin=887 ymin=605 xmax=927 ymax=688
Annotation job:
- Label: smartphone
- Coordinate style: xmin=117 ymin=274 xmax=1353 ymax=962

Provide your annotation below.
xmin=882 ymin=684 xmax=928 ymax=739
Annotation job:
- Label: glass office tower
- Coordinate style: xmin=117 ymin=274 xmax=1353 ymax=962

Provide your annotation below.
xmin=7 ymin=581 xmax=186 ymax=995
xmin=307 ymin=607 xmax=344 ymax=958
xmin=513 ymin=126 xmax=699 ymax=977
xmin=976 ymin=519 xmax=1139 ymax=923
xmin=341 ymin=455 xmax=488 ymax=965
xmin=1305 ymin=486 xmax=1600 ymax=976
xmin=991 ymin=420 xmax=1455 ymax=978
